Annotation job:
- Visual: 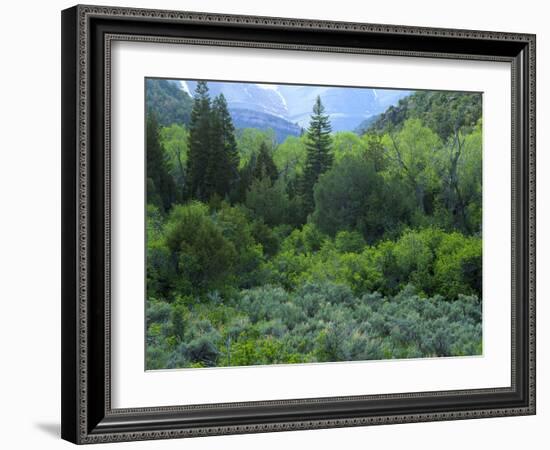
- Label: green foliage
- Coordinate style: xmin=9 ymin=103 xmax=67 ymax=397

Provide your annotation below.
xmin=364 ymin=90 xmax=482 ymax=141
xmin=362 ymin=133 xmax=388 ymax=172
xmin=382 ymin=119 xmax=442 ymax=216
xmin=159 ymin=124 xmax=188 ymax=197
xmin=282 ymin=223 xmax=328 ymax=255
xmin=236 ymin=128 xmax=277 ymax=168
xmin=146 ymin=204 xmax=175 ymax=299
xmin=186 ymin=83 xmax=240 ymax=201
xmin=253 ymin=141 xmax=278 ymax=182
xmin=334 ymin=230 xmax=366 ymax=253
xmin=145 ymin=78 xmax=193 ymax=127
xmin=302 ymin=96 xmax=333 ymax=213
xmin=146 ymin=113 xmax=179 ymax=212
xmin=207 ymin=94 xmax=240 ymax=198
xmin=273 ymin=135 xmax=307 ymax=179
xmin=144 ymin=82 xmax=484 ymax=370
xmin=435 ymin=120 xmax=483 ymax=233
xmin=312 ymin=155 xmax=411 ymax=242
xmin=165 ymin=202 xmax=238 ymax=294
xmin=332 ymin=131 xmax=363 ymax=163
xmin=234 ymin=136 xmax=280 ymax=204
xmin=250 ymin=220 xmax=280 ymax=257
xmin=146 ymin=281 xmax=482 ymax=369
xmin=263 ymin=226 xmax=481 ymax=300
xmin=186 ymin=81 xmax=212 ymax=201
xmin=376 ymin=228 xmax=482 ymax=298
xmin=213 ymin=203 xmax=265 ymax=288
xmin=433 ymin=231 xmax=482 ymax=299
xmin=245 ymin=177 xmax=291 ymax=227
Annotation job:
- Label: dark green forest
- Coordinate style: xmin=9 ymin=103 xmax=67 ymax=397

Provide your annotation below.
xmin=146 ymin=79 xmax=483 ymax=369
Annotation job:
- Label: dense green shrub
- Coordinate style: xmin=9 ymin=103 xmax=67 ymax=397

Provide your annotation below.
xmin=165 ymin=202 xmax=238 ymax=294
xmin=349 ymin=228 xmax=483 ymax=298
xmin=245 ymin=177 xmax=291 ymax=227
xmin=434 ymin=232 xmax=482 ymax=298
xmin=213 ymin=203 xmax=264 ymax=288
xmin=146 ymin=205 xmax=175 ymax=299
xmin=334 ymin=230 xmax=366 ymax=253
xmin=312 ymin=155 xmax=411 ymax=243
xmin=146 ymin=281 xmax=482 ymax=369
xmin=262 ymin=226 xmax=481 ymax=299
xmin=250 ymin=220 xmax=280 ymax=257
xmin=281 ymin=223 xmax=328 ymax=255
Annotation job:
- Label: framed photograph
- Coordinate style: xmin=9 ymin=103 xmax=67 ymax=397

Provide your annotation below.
xmin=61 ymin=4 xmax=536 ymax=444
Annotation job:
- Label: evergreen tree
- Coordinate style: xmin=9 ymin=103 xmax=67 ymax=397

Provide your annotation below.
xmin=252 ymin=141 xmax=278 ymax=183
xmin=302 ymin=96 xmax=333 ymax=212
xmin=235 ymin=153 xmax=257 ymax=203
xmin=207 ymin=94 xmax=240 ymax=198
xmin=146 ymin=112 xmax=178 ymax=212
xmin=186 ymin=81 xmax=212 ymax=201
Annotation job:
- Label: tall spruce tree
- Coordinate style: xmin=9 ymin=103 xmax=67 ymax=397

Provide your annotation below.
xmin=206 ymin=94 xmax=240 ymax=199
xmin=302 ymin=95 xmax=333 ymax=212
xmin=146 ymin=112 xmax=178 ymax=212
xmin=253 ymin=141 xmax=278 ymax=183
xmin=186 ymin=81 xmax=212 ymax=201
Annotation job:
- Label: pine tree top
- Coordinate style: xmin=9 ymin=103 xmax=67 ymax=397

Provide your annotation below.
xmin=213 ymin=92 xmax=228 ymax=106
xmin=306 ymin=96 xmax=332 ymax=145
xmin=194 ymin=80 xmax=210 ymax=98
xmin=306 ymin=95 xmax=332 ymax=138
xmin=312 ymin=95 xmax=326 ymax=116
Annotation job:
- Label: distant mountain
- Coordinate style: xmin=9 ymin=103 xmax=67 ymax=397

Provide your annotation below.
xmin=354 ymin=115 xmax=379 ymax=135
xmin=230 ymin=108 xmax=302 ymax=143
xmin=277 ymin=85 xmax=409 ymax=132
xmin=185 ymin=81 xmax=409 ymax=134
xmin=146 ymin=79 xmax=411 ymax=142
xmin=186 ymin=81 xmax=301 ymax=143
xmin=187 ymin=81 xmax=288 ymax=118
xmin=145 ymin=79 xmax=193 ymax=127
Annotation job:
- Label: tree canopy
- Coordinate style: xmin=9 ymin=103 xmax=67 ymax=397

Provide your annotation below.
xmin=145 ymin=81 xmax=483 ymax=369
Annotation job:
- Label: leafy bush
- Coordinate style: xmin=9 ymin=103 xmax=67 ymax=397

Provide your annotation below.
xmin=213 ymin=203 xmax=264 ymax=287
xmin=312 ymin=155 xmax=411 ymax=243
xmin=281 ymin=223 xmax=328 ymax=255
xmin=434 ymin=232 xmax=482 ymax=299
xmin=334 ymin=230 xmax=366 ymax=253
xmin=164 ymin=202 xmax=238 ymax=294
xmin=145 ymin=280 xmax=482 ymax=369
xmin=373 ymin=228 xmax=481 ymax=298
xmin=245 ymin=177 xmax=290 ymax=227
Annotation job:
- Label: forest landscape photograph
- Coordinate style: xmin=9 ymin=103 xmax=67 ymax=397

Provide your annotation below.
xmin=145 ymin=78 xmax=483 ymax=370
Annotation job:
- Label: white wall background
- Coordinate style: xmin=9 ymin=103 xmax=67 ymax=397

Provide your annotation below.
xmin=0 ymin=0 xmax=546 ymax=448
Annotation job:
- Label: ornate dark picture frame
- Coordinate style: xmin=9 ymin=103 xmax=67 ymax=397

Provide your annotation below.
xmin=61 ymin=4 xmax=536 ymax=444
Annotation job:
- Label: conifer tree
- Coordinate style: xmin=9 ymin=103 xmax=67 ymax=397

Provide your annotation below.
xmin=253 ymin=141 xmax=278 ymax=183
xmin=235 ymin=153 xmax=257 ymax=203
xmin=186 ymin=81 xmax=212 ymax=201
xmin=302 ymin=95 xmax=333 ymax=212
xmin=207 ymin=94 xmax=240 ymax=198
xmin=146 ymin=112 xmax=178 ymax=212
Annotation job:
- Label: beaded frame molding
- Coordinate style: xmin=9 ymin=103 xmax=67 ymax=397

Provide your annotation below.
xmin=61 ymin=4 xmax=536 ymax=444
